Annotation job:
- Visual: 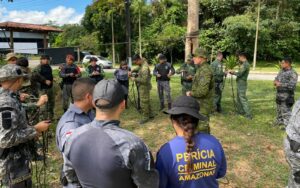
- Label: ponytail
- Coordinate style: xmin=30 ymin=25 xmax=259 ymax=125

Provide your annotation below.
xmin=171 ymin=114 xmax=199 ymax=174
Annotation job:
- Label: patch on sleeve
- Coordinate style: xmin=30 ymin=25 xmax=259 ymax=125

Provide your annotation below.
xmin=1 ymin=111 xmax=12 ymax=129
xmin=65 ymin=129 xmax=74 ymax=139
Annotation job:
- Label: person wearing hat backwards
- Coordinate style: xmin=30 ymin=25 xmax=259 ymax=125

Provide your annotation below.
xmin=211 ymin=52 xmax=227 ymax=113
xmin=131 ymin=54 xmax=154 ymax=124
xmin=153 ymin=54 xmax=175 ymax=110
xmin=273 ymin=57 xmax=298 ymax=129
xmin=59 ymin=54 xmax=82 ymax=112
xmin=176 ymin=55 xmax=196 ymax=95
xmin=186 ymin=48 xmax=214 ymax=134
xmin=229 ymin=52 xmax=252 ymax=119
xmin=0 ymin=64 xmax=50 ymax=187
xmin=156 ymin=96 xmax=227 ymax=188
xmin=5 ymin=53 xmax=18 ymax=65
xmin=32 ymin=55 xmax=55 ymax=120
xmin=87 ymin=57 xmax=104 ymax=83
xmin=63 ymin=79 xmax=159 ymax=188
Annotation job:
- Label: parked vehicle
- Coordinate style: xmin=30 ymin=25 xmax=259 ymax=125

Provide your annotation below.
xmin=82 ymin=55 xmax=113 ymax=69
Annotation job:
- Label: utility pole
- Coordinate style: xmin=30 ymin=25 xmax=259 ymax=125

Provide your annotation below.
xmin=125 ymin=0 xmax=132 ymax=67
xmin=185 ymin=0 xmax=199 ymax=61
xmin=139 ymin=8 xmax=142 ymax=58
xmin=253 ymin=0 xmax=261 ymax=70
xmin=111 ymin=11 xmax=116 ymax=68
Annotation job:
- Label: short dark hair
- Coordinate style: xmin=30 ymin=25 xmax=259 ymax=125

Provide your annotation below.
xmin=283 ymin=56 xmax=292 ymax=64
xmin=132 ymin=54 xmax=141 ymax=61
xmin=238 ymin=52 xmax=247 ymax=58
xmin=72 ymin=78 xmax=96 ymax=101
xmin=40 ymin=54 xmax=50 ymax=60
xmin=16 ymin=57 xmax=29 ymax=68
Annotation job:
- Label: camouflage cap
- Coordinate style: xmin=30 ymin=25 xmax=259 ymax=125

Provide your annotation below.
xmin=193 ymin=48 xmax=208 ymax=58
xmin=5 ymin=52 xmax=17 ymax=61
xmin=0 ymin=64 xmax=29 ymax=82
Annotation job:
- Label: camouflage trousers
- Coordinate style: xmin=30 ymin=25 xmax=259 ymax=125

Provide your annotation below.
xmin=181 ymin=81 xmax=192 ymax=95
xmin=62 ymin=84 xmax=73 ymax=112
xmin=276 ymin=103 xmax=292 ymax=127
xmin=39 ymin=88 xmax=55 ymax=120
xmin=157 ymin=81 xmax=171 ymax=104
xmin=138 ymin=85 xmax=153 ymax=120
xmin=236 ymin=82 xmax=252 ymax=117
xmin=214 ymin=82 xmax=223 ymax=112
xmin=197 ymin=97 xmax=213 ymax=134
xmin=284 ymin=137 xmax=300 ymax=188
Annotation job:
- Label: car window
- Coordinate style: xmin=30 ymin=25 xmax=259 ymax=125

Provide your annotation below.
xmin=98 ymin=56 xmax=106 ymax=60
xmin=85 ymin=56 xmax=91 ymax=59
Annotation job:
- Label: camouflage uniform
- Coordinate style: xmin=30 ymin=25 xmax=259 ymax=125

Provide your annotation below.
xmin=0 ymin=64 xmax=37 ymax=187
xmin=176 ymin=63 xmax=196 ymax=95
xmin=133 ymin=61 xmax=153 ymax=121
xmin=284 ymin=99 xmax=300 ymax=188
xmin=191 ymin=62 xmax=214 ymax=133
xmin=210 ymin=59 xmax=226 ymax=112
xmin=232 ymin=61 xmax=252 ymax=118
xmin=275 ymin=68 xmax=298 ymax=127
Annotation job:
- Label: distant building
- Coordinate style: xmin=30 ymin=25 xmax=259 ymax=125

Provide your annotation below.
xmin=0 ymin=21 xmax=62 ymax=54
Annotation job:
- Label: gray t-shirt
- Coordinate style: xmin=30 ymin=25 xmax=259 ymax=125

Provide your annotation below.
xmin=64 ymin=120 xmax=159 ymax=188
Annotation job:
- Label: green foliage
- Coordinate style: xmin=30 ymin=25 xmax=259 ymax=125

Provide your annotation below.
xmin=224 ymin=55 xmax=238 ymax=70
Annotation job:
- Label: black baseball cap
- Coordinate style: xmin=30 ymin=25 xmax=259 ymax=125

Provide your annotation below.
xmin=93 ymin=79 xmax=125 ymax=109
xmin=164 ymin=96 xmax=207 ymax=121
xmin=90 ymin=57 xmax=98 ymax=62
xmin=40 ymin=54 xmax=50 ymax=60
xmin=282 ymin=56 xmax=292 ymax=64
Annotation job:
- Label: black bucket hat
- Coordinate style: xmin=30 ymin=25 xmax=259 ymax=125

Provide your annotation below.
xmin=164 ymin=96 xmax=207 ymax=121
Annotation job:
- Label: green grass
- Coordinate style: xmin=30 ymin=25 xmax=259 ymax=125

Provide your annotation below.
xmin=33 ymin=71 xmax=292 ymax=187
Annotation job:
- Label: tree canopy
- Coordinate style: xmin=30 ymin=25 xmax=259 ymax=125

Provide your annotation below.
xmin=53 ymin=0 xmax=300 ymax=62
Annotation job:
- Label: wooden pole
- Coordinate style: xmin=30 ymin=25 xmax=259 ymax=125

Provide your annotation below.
xmin=9 ymin=29 xmax=14 ymax=51
xmin=139 ymin=8 xmax=142 ymax=58
xmin=112 ymin=12 xmax=116 ymax=67
xmin=252 ymin=0 xmax=261 ymax=71
xmin=77 ymin=47 xmax=80 ymax=63
xmin=43 ymin=32 xmax=48 ymax=49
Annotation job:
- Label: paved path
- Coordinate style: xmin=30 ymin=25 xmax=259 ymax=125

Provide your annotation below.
xmin=28 ymin=60 xmax=295 ymax=81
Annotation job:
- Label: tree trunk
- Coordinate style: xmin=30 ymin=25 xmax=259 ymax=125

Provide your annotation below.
xmin=185 ymin=0 xmax=199 ymax=61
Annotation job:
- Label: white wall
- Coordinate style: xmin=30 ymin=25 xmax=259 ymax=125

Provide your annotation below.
xmin=0 ymin=42 xmax=38 ymax=54
xmin=0 ymin=31 xmax=47 ymax=39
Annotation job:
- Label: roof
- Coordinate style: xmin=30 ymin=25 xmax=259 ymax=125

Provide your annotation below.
xmin=0 ymin=21 xmax=62 ymax=32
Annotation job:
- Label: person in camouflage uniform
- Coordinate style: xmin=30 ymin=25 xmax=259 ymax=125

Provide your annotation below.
xmin=229 ymin=52 xmax=252 ymax=119
xmin=211 ymin=52 xmax=227 ymax=113
xmin=32 ymin=55 xmax=55 ymax=120
xmin=131 ymin=54 xmax=154 ymax=125
xmin=274 ymin=57 xmax=298 ymax=128
xmin=0 ymin=64 xmax=50 ymax=187
xmin=186 ymin=48 xmax=214 ymax=134
xmin=176 ymin=55 xmax=196 ymax=95
xmin=17 ymin=57 xmax=48 ymax=125
xmin=284 ymin=98 xmax=300 ymax=188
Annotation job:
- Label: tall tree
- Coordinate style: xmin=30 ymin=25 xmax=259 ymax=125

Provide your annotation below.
xmin=185 ymin=0 xmax=199 ymax=60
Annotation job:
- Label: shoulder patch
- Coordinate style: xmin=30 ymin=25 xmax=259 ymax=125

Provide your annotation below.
xmin=1 ymin=111 xmax=12 ymax=129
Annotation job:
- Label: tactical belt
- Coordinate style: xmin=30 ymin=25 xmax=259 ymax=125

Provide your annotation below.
xmin=10 ymin=174 xmax=31 ymax=185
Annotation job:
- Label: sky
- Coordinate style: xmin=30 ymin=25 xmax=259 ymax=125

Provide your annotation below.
xmin=0 ymin=0 xmax=93 ymax=25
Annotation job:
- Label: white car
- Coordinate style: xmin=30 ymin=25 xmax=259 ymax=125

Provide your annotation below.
xmin=82 ymin=55 xmax=113 ymax=69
